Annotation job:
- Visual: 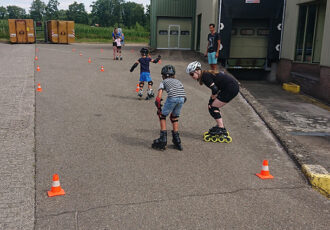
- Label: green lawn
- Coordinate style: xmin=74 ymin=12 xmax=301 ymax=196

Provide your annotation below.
xmin=0 ymin=20 xmax=149 ymax=43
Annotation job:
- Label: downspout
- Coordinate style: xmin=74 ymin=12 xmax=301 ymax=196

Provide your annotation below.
xmin=279 ymin=0 xmax=287 ymax=59
xmin=217 ymin=0 xmax=223 ymax=33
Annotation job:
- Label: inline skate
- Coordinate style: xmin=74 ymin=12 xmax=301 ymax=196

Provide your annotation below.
xmin=203 ymin=126 xmax=232 ymax=143
xmin=172 ymin=131 xmax=183 ymax=151
xmin=145 ymin=89 xmax=154 ymax=100
xmin=137 ymin=89 xmax=143 ymax=99
xmin=152 ymin=130 xmax=167 ymax=150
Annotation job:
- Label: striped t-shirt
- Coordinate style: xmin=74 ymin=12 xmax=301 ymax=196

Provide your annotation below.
xmin=158 ymin=78 xmax=186 ymax=98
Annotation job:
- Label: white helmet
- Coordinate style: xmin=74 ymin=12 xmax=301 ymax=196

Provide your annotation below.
xmin=186 ymin=61 xmax=201 ymax=74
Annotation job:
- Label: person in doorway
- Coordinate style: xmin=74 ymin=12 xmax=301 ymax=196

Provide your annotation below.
xmin=205 ymin=23 xmax=221 ymax=71
xmin=186 ymin=61 xmax=239 ymax=143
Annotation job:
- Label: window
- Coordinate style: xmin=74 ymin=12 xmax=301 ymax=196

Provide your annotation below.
xmin=159 ymin=30 xmax=168 ymax=35
xmin=181 ymin=31 xmax=190 ymax=35
xmin=257 ymin=29 xmax=269 ymax=36
xmin=170 ymin=30 xmax=179 ymax=35
xmin=240 ymin=29 xmax=254 ymax=36
xmin=295 ymin=3 xmax=325 ymax=63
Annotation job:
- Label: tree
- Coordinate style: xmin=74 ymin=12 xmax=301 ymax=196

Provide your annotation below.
xmin=67 ymin=2 xmax=88 ymax=24
xmin=30 ymin=0 xmax=46 ymax=21
xmin=0 ymin=6 xmax=8 ymax=19
xmin=122 ymin=2 xmax=145 ymax=28
xmin=58 ymin=10 xmax=68 ymax=20
xmin=145 ymin=4 xmax=150 ymax=31
xmin=7 ymin=6 xmax=26 ymax=19
xmin=90 ymin=0 xmax=123 ymax=27
xmin=45 ymin=0 xmax=60 ymax=20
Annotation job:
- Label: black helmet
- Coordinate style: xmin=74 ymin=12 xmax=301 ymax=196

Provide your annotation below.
xmin=140 ymin=47 xmax=149 ymax=55
xmin=161 ymin=65 xmax=176 ymax=77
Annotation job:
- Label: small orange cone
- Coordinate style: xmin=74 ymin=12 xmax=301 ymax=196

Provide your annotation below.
xmin=35 ymin=56 xmax=38 ymax=61
xmin=256 ymin=160 xmax=274 ymax=179
xmin=135 ymin=84 xmax=140 ymax=92
xmin=72 ymin=48 xmax=76 ymax=52
xmin=100 ymin=65 xmax=104 ymax=72
xmin=79 ymin=52 xmax=83 ymax=56
xmin=36 ymin=65 xmax=40 ymax=72
xmin=47 ymin=174 xmax=65 ymax=197
xmin=88 ymin=57 xmax=92 ymax=63
xmin=101 ymin=49 xmax=104 ymax=53
xmin=36 ymin=83 xmax=42 ymax=92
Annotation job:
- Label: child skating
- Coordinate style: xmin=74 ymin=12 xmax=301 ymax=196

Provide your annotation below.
xmin=115 ymin=35 xmax=122 ymax=60
xmin=186 ymin=61 xmax=239 ymax=143
xmin=152 ymin=65 xmax=186 ymax=151
xmin=130 ymin=48 xmax=161 ymax=100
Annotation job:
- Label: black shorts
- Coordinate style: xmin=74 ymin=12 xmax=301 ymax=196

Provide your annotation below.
xmin=217 ymin=83 xmax=239 ymax=103
xmin=117 ymin=46 xmax=121 ymax=50
xmin=113 ymin=42 xmax=117 ymax=47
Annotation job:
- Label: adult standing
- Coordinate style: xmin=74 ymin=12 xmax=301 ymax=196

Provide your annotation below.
xmin=204 ymin=23 xmax=221 ymax=71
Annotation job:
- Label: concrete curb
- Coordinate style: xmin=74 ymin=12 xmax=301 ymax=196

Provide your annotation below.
xmin=239 ymin=86 xmax=330 ymax=198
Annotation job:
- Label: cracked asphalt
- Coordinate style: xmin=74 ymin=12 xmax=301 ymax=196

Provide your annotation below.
xmin=1 ymin=43 xmax=329 ymax=229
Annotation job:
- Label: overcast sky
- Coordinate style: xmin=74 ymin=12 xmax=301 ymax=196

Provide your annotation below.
xmin=0 ymin=0 xmax=150 ymax=13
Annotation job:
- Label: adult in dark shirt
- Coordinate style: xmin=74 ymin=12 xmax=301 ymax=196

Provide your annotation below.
xmin=204 ymin=23 xmax=221 ymax=71
xmin=186 ymin=61 xmax=239 ymax=138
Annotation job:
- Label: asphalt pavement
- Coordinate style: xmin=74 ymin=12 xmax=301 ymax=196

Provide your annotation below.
xmin=1 ymin=43 xmax=329 ymax=229
xmin=33 ymin=44 xmax=329 ymax=229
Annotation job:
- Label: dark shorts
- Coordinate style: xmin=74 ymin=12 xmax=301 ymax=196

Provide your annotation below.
xmin=113 ymin=42 xmax=117 ymax=47
xmin=217 ymin=83 xmax=239 ymax=103
xmin=117 ymin=46 xmax=121 ymax=50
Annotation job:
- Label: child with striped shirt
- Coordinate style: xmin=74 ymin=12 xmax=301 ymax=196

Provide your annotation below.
xmin=152 ymin=65 xmax=186 ymax=151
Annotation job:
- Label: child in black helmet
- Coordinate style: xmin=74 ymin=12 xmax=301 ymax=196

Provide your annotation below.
xmin=152 ymin=65 xmax=186 ymax=151
xmin=130 ymin=48 xmax=161 ymax=100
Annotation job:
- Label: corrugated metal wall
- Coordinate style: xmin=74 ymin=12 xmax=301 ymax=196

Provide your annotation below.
xmin=150 ymin=0 xmax=196 ymax=49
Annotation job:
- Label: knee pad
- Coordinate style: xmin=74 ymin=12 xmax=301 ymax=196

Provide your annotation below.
xmin=170 ymin=114 xmax=179 ymax=123
xmin=159 ymin=113 xmax=166 ymax=120
xmin=139 ymin=82 xmax=144 ymax=88
xmin=148 ymin=81 xmax=153 ymax=86
xmin=208 ymin=106 xmax=221 ymax=119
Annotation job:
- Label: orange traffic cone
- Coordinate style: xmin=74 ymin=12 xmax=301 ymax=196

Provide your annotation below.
xmin=79 ymin=52 xmax=83 ymax=56
xmin=101 ymin=49 xmax=104 ymax=53
xmin=36 ymin=65 xmax=40 ymax=72
xmin=35 ymin=56 xmax=38 ymax=61
xmin=256 ymin=160 xmax=274 ymax=179
xmin=100 ymin=65 xmax=104 ymax=72
xmin=47 ymin=174 xmax=65 ymax=197
xmin=88 ymin=57 xmax=92 ymax=63
xmin=72 ymin=48 xmax=76 ymax=52
xmin=36 ymin=83 xmax=42 ymax=92
xmin=135 ymin=84 xmax=140 ymax=92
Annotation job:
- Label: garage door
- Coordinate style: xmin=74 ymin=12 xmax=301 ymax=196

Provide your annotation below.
xmin=157 ymin=17 xmax=192 ymax=49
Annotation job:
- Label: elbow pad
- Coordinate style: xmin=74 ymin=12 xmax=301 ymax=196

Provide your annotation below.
xmin=153 ymin=55 xmax=161 ymax=63
xmin=130 ymin=63 xmax=138 ymax=72
xmin=210 ymin=84 xmax=219 ymax=95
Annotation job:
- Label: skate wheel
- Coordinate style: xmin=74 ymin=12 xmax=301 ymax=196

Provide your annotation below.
xmin=218 ymin=136 xmax=225 ymax=143
xmin=211 ymin=136 xmax=218 ymax=143
xmin=224 ymin=136 xmax=232 ymax=143
xmin=203 ymin=134 xmax=211 ymax=142
xmin=203 ymin=131 xmax=209 ymax=136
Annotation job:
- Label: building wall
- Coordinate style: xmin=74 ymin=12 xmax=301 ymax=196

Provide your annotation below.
xmin=278 ymin=0 xmax=330 ymax=102
xmin=320 ymin=0 xmax=330 ymax=66
xmin=150 ymin=0 xmax=196 ymax=49
xmin=195 ymin=0 xmax=218 ymax=53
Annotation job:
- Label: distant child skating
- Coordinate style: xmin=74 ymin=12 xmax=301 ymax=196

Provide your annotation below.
xmin=152 ymin=65 xmax=186 ymax=151
xmin=130 ymin=48 xmax=161 ymax=100
xmin=186 ymin=61 xmax=239 ymax=143
xmin=115 ymin=36 xmax=122 ymax=60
